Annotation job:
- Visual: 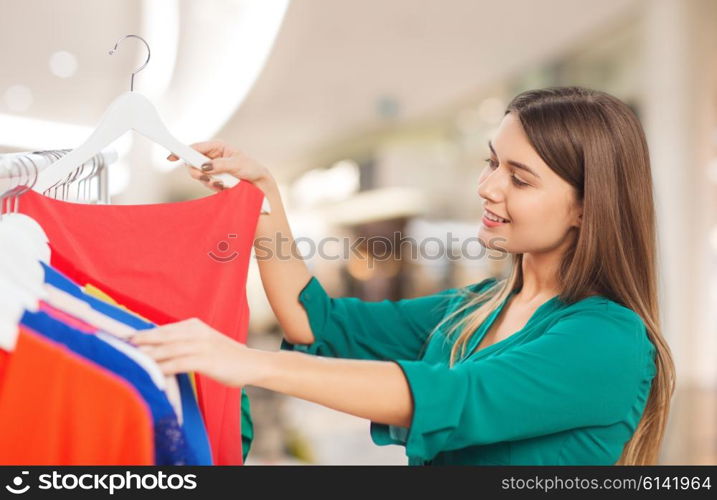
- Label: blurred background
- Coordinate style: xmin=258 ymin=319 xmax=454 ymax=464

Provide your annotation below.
xmin=0 ymin=0 xmax=714 ymax=465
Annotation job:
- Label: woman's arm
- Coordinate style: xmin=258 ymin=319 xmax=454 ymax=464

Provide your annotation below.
xmin=131 ymin=318 xmax=413 ymax=427
xmin=133 ymin=303 xmax=654 ymax=461
xmin=252 ymin=180 xmax=315 ymax=344
xmin=251 ymin=349 xmax=412 ymax=427
xmin=171 ymin=141 xmax=315 ymax=344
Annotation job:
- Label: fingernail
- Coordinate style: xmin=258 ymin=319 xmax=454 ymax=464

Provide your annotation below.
xmin=199 ymin=174 xmax=211 ymax=182
xmin=201 ymin=162 xmax=214 ymax=172
xmin=212 ymin=181 xmax=225 ymax=189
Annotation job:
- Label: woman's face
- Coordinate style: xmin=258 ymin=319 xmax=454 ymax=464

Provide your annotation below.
xmin=477 ymin=112 xmax=582 ymax=255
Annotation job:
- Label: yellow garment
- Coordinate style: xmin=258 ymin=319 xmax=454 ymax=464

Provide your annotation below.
xmin=83 ymin=283 xmax=152 ymax=322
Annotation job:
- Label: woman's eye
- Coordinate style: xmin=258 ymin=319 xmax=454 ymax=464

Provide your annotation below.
xmin=512 ymin=175 xmax=529 ymax=187
xmin=484 ymin=158 xmax=529 ymax=187
xmin=484 ymin=158 xmax=499 ymax=169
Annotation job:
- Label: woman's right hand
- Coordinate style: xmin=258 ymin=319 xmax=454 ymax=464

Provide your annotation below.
xmin=170 ymin=140 xmax=315 ymax=345
xmin=167 ymin=140 xmax=275 ymax=194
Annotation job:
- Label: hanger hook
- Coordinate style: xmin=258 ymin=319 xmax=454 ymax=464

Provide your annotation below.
xmin=109 ymin=34 xmax=151 ymax=92
xmin=12 ymin=157 xmax=36 ymax=213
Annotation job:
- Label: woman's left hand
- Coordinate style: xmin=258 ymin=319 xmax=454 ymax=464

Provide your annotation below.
xmin=130 ymin=318 xmax=253 ymax=387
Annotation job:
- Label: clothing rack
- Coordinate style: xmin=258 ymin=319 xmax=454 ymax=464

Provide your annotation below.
xmin=0 ymin=149 xmax=117 ymax=204
xmin=0 ymin=144 xmax=216 ymax=465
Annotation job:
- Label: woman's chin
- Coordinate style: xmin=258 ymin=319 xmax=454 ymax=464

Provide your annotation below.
xmin=478 ymin=231 xmax=510 ymax=253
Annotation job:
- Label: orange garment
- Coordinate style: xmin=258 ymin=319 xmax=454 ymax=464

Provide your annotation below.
xmin=0 ymin=327 xmax=154 ymax=465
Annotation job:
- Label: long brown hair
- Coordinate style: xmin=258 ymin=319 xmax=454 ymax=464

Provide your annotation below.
xmin=433 ymin=87 xmax=675 ymax=465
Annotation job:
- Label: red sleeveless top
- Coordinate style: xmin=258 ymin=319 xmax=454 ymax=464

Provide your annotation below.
xmin=19 ymin=181 xmax=264 ymax=465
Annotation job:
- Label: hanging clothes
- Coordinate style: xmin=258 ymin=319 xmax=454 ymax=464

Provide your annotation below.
xmin=39 ymin=300 xmax=177 ymax=416
xmin=41 ymin=264 xmax=181 ymax=417
xmin=40 ymin=261 xmax=213 ymax=465
xmin=0 ymin=327 xmax=154 ymax=465
xmin=83 ymin=280 xmax=252 ymax=462
xmin=20 ymin=308 xmax=193 ymax=465
xmin=19 ymin=181 xmax=263 ymax=465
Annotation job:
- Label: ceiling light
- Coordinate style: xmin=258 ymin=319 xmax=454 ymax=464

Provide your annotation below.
xmin=0 ymin=113 xmax=132 ymax=154
xmin=49 ymin=51 xmax=79 ymax=78
xmin=3 ymin=85 xmax=33 ymax=112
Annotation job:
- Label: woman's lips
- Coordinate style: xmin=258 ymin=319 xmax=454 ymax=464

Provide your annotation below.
xmin=482 ymin=211 xmax=510 ymax=228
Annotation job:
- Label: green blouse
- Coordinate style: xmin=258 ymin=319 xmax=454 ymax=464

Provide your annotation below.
xmin=280 ymin=276 xmax=656 ymax=465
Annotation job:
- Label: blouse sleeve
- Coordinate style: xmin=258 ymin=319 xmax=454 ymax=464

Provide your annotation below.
xmin=280 ymin=276 xmax=496 ymax=362
xmin=370 ymin=303 xmax=658 ymax=461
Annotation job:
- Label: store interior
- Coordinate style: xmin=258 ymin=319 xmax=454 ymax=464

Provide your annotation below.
xmin=0 ymin=0 xmax=715 ymax=464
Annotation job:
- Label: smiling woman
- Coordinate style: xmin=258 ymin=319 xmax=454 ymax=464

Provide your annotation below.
xmin=132 ymin=86 xmax=675 ymax=466
xmin=477 ymin=112 xmax=584 ymax=258
xmin=442 ymin=87 xmax=675 ymax=464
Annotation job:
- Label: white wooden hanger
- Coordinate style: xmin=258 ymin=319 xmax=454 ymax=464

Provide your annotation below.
xmin=0 ymin=171 xmax=48 ymax=351
xmin=0 ymin=278 xmax=30 ymax=351
xmin=33 ymin=34 xmax=270 ymax=214
xmin=0 ymin=161 xmax=48 ymax=301
xmin=0 ymin=157 xmax=51 ymax=263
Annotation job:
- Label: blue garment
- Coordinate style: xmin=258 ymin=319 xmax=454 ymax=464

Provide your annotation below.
xmin=21 ymin=309 xmax=191 ymax=465
xmin=40 ymin=262 xmax=213 ymax=465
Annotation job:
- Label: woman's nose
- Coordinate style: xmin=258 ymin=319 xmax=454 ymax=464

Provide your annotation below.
xmin=477 ymin=169 xmax=505 ymax=202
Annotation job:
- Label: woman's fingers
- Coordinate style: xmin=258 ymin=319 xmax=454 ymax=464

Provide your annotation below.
xmin=190 ymin=140 xmax=228 ymax=155
xmin=187 ymin=165 xmax=213 ymax=184
xmin=132 ymin=324 xmax=196 ymax=346
xmin=194 ymin=158 xmax=243 ymax=190
xmin=177 ymin=141 xmax=270 ymax=193
xmin=187 ymin=165 xmax=204 ymax=179
xmin=139 ymin=340 xmax=199 ymax=363
xmin=186 ymin=165 xmax=226 ymax=192
xmin=128 ymin=318 xmax=245 ymax=383
xmin=166 ymin=140 xmax=232 ymax=162
xmin=157 ymin=355 xmax=201 ymax=376
xmin=189 ymin=140 xmax=235 ymax=161
xmin=200 ymin=157 xmax=239 ymax=175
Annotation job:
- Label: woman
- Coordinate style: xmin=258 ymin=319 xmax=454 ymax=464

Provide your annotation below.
xmin=132 ymin=86 xmax=675 ymax=465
